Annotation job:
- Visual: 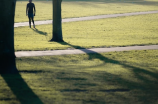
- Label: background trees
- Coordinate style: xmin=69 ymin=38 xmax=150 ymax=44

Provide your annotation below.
xmin=0 ymin=0 xmax=18 ymax=73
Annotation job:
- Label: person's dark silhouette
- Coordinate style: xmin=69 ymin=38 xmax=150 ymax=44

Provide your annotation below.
xmin=26 ymin=0 xmax=36 ymax=28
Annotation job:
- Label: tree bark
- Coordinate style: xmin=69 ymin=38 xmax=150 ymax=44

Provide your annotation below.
xmin=0 ymin=0 xmax=18 ymax=74
xmin=50 ymin=0 xmax=64 ymax=42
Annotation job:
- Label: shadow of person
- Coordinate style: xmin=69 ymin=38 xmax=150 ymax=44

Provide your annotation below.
xmin=1 ymin=72 xmax=43 ymax=104
xmin=31 ymin=28 xmax=47 ymax=36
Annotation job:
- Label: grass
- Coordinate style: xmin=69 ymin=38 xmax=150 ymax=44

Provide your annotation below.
xmin=15 ymin=0 xmax=158 ymax=22
xmin=14 ymin=13 xmax=158 ymax=51
xmin=0 ymin=50 xmax=158 ymax=104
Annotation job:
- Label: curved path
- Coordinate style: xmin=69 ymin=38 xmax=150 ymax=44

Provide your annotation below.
xmin=14 ymin=10 xmax=158 ymax=27
xmin=15 ymin=45 xmax=158 ymax=57
xmin=14 ymin=11 xmax=158 ymax=57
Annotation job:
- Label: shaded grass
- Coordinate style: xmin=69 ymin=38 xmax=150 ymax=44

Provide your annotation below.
xmin=14 ymin=13 xmax=158 ymax=51
xmin=15 ymin=0 xmax=158 ymax=22
xmin=0 ymin=50 xmax=158 ymax=104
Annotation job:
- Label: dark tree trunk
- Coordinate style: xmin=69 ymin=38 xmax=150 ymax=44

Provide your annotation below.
xmin=0 ymin=0 xmax=18 ymax=74
xmin=50 ymin=0 xmax=64 ymax=42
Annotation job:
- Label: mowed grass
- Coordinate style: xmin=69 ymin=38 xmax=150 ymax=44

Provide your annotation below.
xmin=0 ymin=50 xmax=158 ymax=104
xmin=14 ymin=13 xmax=158 ymax=51
xmin=15 ymin=0 xmax=158 ymax=22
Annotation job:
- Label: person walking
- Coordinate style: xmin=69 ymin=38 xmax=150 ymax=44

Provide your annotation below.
xmin=26 ymin=0 xmax=36 ymax=28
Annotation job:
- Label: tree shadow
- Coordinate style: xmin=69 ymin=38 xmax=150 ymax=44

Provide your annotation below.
xmin=1 ymin=72 xmax=43 ymax=104
xmin=14 ymin=44 xmax=158 ymax=103
xmin=31 ymin=28 xmax=47 ymax=36
xmin=57 ymin=41 xmax=158 ymax=90
xmin=60 ymin=88 xmax=130 ymax=92
xmin=59 ymin=42 xmax=86 ymax=49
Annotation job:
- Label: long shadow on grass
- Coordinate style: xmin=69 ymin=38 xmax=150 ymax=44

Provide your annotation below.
xmin=18 ymin=41 xmax=158 ymax=103
xmin=56 ymin=41 xmax=158 ymax=102
xmin=31 ymin=28 xmax=47 ymax=36
xmin=58 ymin=41 xmax=158 ymax=82
xmin=1 ymin=72 xmax=43 ymax=104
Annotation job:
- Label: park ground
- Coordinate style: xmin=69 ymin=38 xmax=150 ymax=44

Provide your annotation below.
xmin=0 ymin=0 xmax=158 ymax=104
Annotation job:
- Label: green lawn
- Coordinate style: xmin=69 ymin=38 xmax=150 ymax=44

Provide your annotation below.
xmin=0 ymin=50 xmax=158 ymax=104
xmin=14 ymin=13 xmax=158 ymax=51
xmin=15 ymin=0 xmax=158 ymax=22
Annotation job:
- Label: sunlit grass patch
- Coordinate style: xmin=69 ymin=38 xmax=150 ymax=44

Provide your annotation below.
xmin=14 ymin=13 xmax=158 ymax=51
xmin=15 ymin=0 xmax=158 ymax=22
xmin=0 ymin=50 xmax=158 ymax=104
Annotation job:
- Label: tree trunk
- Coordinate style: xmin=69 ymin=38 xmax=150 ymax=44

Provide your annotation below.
xmin=0 ymin=0 xmax=18 ymax=74
xmin=50 ymin=0 xmax=63 ymax=42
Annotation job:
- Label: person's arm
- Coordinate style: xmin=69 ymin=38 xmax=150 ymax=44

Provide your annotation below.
xmin=26 ymin=4 xmax=28 ymax=16
xmin=34 ymin=4 xmax=36 ymax=16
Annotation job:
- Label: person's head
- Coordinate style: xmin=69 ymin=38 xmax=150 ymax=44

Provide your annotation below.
xmin=29 ymin=0 xmax=32 ymax=3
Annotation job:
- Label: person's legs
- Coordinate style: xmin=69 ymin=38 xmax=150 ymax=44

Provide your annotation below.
xmin=29 ymin=17 xmax=31 ymax=28
xmin=31 ymin=17 xmax=35 ymax=28
xmin=28 ymin=13 xmax=32 ymax=28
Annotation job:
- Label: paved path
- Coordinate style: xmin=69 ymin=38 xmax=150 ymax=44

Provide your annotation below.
xmin=15 ymin=45 xmax=158 ymax=57
xmin=14 ymin=11 xmax=158 ymax=57
xmin=14 ymin=11 xmax=158 ymax=27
